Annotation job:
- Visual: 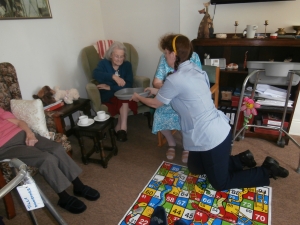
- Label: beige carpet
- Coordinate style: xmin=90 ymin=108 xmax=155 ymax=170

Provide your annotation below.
xmin=1 ymin=114 xmax=300 ymax=225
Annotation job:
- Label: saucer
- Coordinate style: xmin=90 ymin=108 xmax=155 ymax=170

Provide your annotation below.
xmin=94 ymin=114 xmax=110 ymax=122
xmin=77 ymin=118 xmax=94 ymax=127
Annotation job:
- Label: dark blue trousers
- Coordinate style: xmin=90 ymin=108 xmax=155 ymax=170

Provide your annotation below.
xmin=187 ymin=132 xmax=270 ymax=190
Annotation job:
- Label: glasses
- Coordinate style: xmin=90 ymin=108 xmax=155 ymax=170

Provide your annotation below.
xmin=112 ymin=54 xmax=125 ymax=60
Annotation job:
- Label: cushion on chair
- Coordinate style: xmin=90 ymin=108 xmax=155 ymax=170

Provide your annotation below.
xmin=10 ymin=99 xmax=50 ymax=139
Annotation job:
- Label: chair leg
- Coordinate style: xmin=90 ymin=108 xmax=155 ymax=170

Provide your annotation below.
xmin=0 ymin=170 xmax=16 ymax=219
xmin=158 ymin=131 xmax=164 ymax=147
xmin=143 ymin=112 xmax=152 ymax=129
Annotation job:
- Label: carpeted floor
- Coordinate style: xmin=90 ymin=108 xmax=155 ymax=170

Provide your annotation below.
xmin=1 ymin=113 xmax=300 ymax=225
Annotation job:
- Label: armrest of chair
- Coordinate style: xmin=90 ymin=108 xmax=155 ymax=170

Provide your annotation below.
xmin=202 ymin=65 xmax=220 ymax=108
xmin=133 ymin=75 xmax=150 ymax=88
xmin=85 ymin=83 xmax=108 ymax=113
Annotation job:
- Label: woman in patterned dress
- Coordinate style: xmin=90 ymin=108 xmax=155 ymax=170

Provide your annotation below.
xmin=152 ymin=35 xmax=202 ymax=163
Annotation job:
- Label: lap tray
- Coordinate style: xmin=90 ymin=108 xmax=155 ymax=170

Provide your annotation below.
xmin=114 ymin=87 xmax=149 ymax=100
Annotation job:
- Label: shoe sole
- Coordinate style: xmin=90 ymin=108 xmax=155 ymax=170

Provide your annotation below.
xmin=240 ymin=150 xmax=257 ymax=168
xmin=278 ymin=166 xmax=289 ymax=178
xmin=263 ymin=157 xmax=289 ymax=178
xmin=263 ymin=156 xmax=279 ymax=167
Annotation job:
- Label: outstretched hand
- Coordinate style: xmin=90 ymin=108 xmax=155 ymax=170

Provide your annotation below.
xmin=130 ymin=92 xmax=140 ymax=102
xmin=145 ymin=87 xmax=158 ymax=96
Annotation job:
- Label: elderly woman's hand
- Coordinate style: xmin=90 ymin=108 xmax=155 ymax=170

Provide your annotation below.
xmin=145 ymin=87 xmax=158 ymax=96
xmin=26 ymin=132 xmax=38 ymax=146
xmin=97 ymin=84 xmax=111 ymax=90
xmin=113 ymin=75 xmax=126 ymax=87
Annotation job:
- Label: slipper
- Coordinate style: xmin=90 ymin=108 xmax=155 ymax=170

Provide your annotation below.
xmin=74 ymin=185 xmax=100 ymax=201
xmin=116 ymin=130 xmax=127 ymax=142
xmin=181 ymin=150 xmax=189 ymax=164
xmin=166 ymin=146 xmax=176 ymax=161
xmin=58 ymin=196 xmax=87 ymax=214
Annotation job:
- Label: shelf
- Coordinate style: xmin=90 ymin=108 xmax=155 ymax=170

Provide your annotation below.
xmin=192 ymin=38 xmax=300 ymax=47
xmin=193 ymin=37 xmax=300 ymax=145
xmin=221 ymin=69 xmax=248 ymax=74
xmin=257 ymin=106 xmax=293 ymax=114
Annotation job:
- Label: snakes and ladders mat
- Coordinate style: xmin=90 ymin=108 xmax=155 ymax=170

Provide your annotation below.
xmin=118 ymin=161 xmax=272 ymax=225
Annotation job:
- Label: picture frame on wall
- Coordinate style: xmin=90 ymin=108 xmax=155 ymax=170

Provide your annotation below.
xmin=0 ymin=0 xmax=52 ymax=20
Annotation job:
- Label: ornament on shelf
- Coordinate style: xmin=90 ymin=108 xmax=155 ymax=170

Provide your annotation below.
xmin=232 ymin=21 xmax=240 ymax=39
xmin=197 ymin=2 xmax=214 ymax=39
xmin=264 ymin=20 xmax=269 ymax=38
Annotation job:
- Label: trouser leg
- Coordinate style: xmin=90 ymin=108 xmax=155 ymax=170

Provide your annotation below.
xmin=0 ymin=131 xmax=82 ymax=193
xmin=187 ymin=132 xmax=270 ymax=190
xmin=202 ymin=133 xmax=269 ymax=190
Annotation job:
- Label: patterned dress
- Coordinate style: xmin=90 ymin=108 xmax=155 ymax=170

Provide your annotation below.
xmin=152 ymin=52 xmax=202 ymax=134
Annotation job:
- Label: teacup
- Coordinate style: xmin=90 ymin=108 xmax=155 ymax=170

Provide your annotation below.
xmin=79 ymin=115 xmax=88 ymax=124
xmin=97 ymin=111 xmax=106 ymax=120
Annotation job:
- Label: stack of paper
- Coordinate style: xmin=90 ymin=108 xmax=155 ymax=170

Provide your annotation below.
xmin=253 ymin=84 xmax=293 ymax=107
xmin=256 ymin=99 xmax=293 ymax=107
xmin=256 ymin=84 xmax=287 ymax=99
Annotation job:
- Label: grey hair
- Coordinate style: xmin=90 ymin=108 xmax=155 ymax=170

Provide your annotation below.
xmin=104 ymin=41 xmax=127 ymax=61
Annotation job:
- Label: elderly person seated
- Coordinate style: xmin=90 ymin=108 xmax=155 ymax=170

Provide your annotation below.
xmin=152 ymin=34 xmax=202 ymax=163
xmin=93 ymin=41 xmax=137 ymax=142
xmin=0 ymin=107 xmax=100 ymax=214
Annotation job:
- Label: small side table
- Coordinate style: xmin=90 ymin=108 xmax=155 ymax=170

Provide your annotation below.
xmin=73 ymin=117 xmax=118 ymax=168
xmin=50 ymin=98 xmax=91 ymax=136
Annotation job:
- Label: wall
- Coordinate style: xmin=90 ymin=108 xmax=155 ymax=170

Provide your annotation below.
xmin=180 ymin=0 xmax=299 ymax=40
xmin=1 ymin=0 xmax=299 ymax=135
xmin=0 ymin=0 xmax=105 ymax=100
xmin=180 ymin=0 xmax=300 ymax=135
xmin=100 ymin=0 xmax=180 ymax=83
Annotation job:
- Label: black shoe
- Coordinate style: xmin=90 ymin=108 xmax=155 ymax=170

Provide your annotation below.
xmin=116 ymin=130 xmax=127 ymax=142
xmin=74 ymin=185 xmax=100 ymax=201
xmin=238 ymin=150 xmax=257 ymax=168
xmin=262 ymin=156 xmax=289 ymax=179
xmin=150 ymin=206 xmax=167 ymax=225
xmin=58 ymin=196 xmax=87 ymax=214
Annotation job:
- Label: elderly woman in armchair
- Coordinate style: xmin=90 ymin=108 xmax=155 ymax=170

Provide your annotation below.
xmin=0 ymin=107 xmax=100 ymax=214
xmin=93 ymin=41 xmax=137 ymax=142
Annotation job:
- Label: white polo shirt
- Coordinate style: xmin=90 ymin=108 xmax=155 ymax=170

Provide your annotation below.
xmin=156 ymin=61 xmax=231 ymax=151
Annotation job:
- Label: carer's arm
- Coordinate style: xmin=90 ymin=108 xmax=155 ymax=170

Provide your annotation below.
xmin=131 ymin=90 xmax=163 ymax=109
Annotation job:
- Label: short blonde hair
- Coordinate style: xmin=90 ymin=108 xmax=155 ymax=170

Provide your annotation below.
xmin=104 ymin=41 xmax=127 ymax=61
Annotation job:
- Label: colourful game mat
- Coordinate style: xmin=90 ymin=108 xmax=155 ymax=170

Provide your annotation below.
xmin=118 ymin=161 xmax=272 ymax=225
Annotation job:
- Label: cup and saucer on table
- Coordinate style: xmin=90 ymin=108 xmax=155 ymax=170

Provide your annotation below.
xmin=94 ymin=111 xmax=110 ymax=122
xmin=77 ymin=115 xmax=94 ymax=127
